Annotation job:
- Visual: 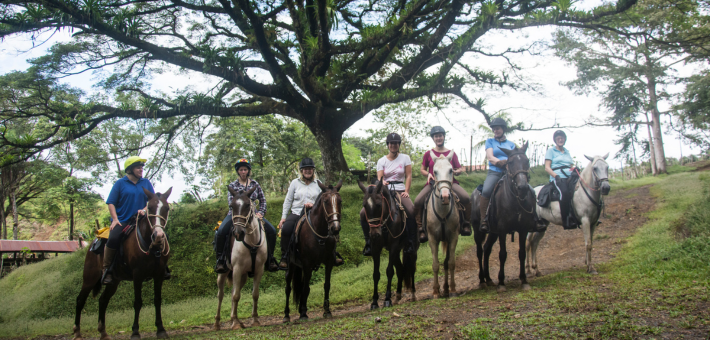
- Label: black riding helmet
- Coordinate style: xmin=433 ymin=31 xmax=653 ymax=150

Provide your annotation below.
xmin=299 ymin=157 xmax=316 ymax=169
xmin=488 ymin=117 xmax=508 ymax=130
xmin=430 ymin=126 xmax=446 ymax=137
xmin=553 ymin=130 xmax=567 ymax=142
xmin=386 ymin=132 xmax=402 ymax=144
xmin=234 ymin=158 xmax=252 ymax=176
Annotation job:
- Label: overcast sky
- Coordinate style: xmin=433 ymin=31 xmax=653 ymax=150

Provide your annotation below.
xmin=0 ymin=14 xmax=702 ymax=202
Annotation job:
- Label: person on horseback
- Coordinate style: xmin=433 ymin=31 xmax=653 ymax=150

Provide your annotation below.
xmin=214 ymin=158 xmax=279 ymax=273
xmin=479 ymin=118 xmax=517 ymax=233
xmin=544 ymin=130 xmax=580 ymax=229
xmin=278 ymin=158 xmax=344 ymax=269
xmin=360 ymin=132 xmax=417 ymax=256
xmin=414 ymin=126 xmax=472 ymax=242
xmin=104 ymin=156 xmax=162 ymax=285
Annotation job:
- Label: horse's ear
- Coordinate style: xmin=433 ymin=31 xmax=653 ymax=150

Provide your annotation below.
xmin=246 ymin=185 xmax=257 ymax=197
xmin=445 ymin=152 xmax=453 ymax=162
xmin=162 ymin=187 xmax=173 ymax=200
xmin=227 ymin=185 xmax=237 ymax=196
xmin=500 ymin=148 xmax=513 ymax=157
xmin=318 ymin=181 xmax=328 ymax=192
xmin=143 ymin=188 xmax=156 ymax=200
xmin=585 ymin=155 xmax=594 ymax=162
xmin=429 ymin=151 xmax=436 ymax=163
xmin=357 ymin=181 xmax=367 ymax=193
xmin=375 ymin=180 xmax=383 ymax=193
xmin=335 ymin=180 xmax=343 ymax=192
xmin=602 ymin=152 xmax=609 ymax=160
xmin=520 ymin=141 xmax=529 ymax=154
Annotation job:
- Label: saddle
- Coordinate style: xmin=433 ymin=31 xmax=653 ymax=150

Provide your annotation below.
xmin=536 ymin=173 xmax=580 ymax=208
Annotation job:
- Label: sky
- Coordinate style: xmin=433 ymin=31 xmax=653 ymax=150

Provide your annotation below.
xmin=0 ymin=10 xmax=702 ymax=203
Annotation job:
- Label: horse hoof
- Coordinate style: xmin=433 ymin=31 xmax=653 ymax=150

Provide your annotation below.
xmin=370 ymin=303 xmax=379 ymax=310
xmin=497 ymin=285 xmax=507 ymax=293
xmin=486 ymin=280 xmax=496 ymax=287
xmin=252 ymin=320 xmax=261 ymax=327
xmin=522 ymin=284 xmax=531 ymax=291
xmin=384 ymin=300 xmax=392 ymax=308
xmin=536 ymin=271 xmax=543 ymax=277
xmin=231 ymin=322 xmax=244 ymax=330
xmin=213 ymin=323 xmax=220 ymax=331
xmin=299 ymin=315 xmax=309 ymax=321
xmin=282 ymin=317 xmax=290 ymax=324
xmin=589 ymin=269 xmax=599 ymax=275
xmin=72 ymin=337 xmax=83 ymax=340
xmin=100 ymin=335 xmax=112 ymax=340
xmin=323 ymin=312 xmax=332 ymax=319
xmin=131 ymin=334 xmax=141 ymax=340
xmin=156 ymin=331 xmax=168 ymax=339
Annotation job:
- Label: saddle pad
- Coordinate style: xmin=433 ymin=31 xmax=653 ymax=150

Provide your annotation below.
xmin=89 ymin=238 xmax=107 ymax=254
xmin=95 ymin=227 xmax=110 ymax=239
xmin=536 ymin=182 xmax=560 ymax=208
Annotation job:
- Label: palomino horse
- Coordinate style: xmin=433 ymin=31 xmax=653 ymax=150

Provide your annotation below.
xmin=358 ymin=180 xmax=418 ymax=309
xmin=526 ymin=154 xmax=611 ymax=276
xmin=214 ymin=186 xmax=267 ymax=330
xmin=425 ymin=151 xmax=460 ymax=298
xmin=471 ymin=143 xmax=535 ymax=292
xmin=283 ymin=181 xmax=342 ymax=322
xmin=73 ymin=188 xmax=172 ymax=340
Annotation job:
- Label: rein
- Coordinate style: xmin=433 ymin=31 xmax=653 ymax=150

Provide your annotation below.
xmin=574 ymin=161 xmax=608 ymax=216
xmin=363 ymin=186 xmax=406 ymax=239
xmin=307 ymin=193 xmax=340 ymax=240
xmin=135 ymin=203 xmax=171 ymax=256
xmin=504 ymin=153 xmax=534 ymax=215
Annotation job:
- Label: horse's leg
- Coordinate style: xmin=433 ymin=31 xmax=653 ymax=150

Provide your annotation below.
xmin=497 ymin=234 xmax=508 ymax=293
xmin=384 ymin=251 xmax=395 ymax=307
xmin=518 ymin=231 xmax=531 ymax=291
xmin=482 ymin=234 xmax=497 ymax=286
xmin=474 ymin=231 xmax=485 ymax=288
xmin=73 ymin=279 xmax=98 ymax=340
xmin=582 ymin=217 xmax=597 ymax=274
xmin=371 ymin=247 xmax=381 ymax=310
xmin=153 ymin=278 xmax=167 ymax=339
xmin=251 ymin=268 xmax=264 ymax=327
xmin=283 ymin=268 xmax=293 ymax=323
xmin=230 ymin=272 xmax=246 ymax=329
xmin=429 ymin=238 xmax=440 ymax=298
xmin=214 ymin=273 xmax=227 ymax=330
xmin=323 ymin=264 xmax=333 ymax=318
xmin=299 ymin=269 xmax=312 ymax=320
xmin=441 ymin=241 xmax=449 ymax=298
xmin=449 ymin=235 xmax=459 ymax=295
xmin=526 ymin=231 xmax=546 ymax=277
xmin=130 ymin=279 xmax=143 ymax=340
xmin=97 ymin=283 xmax=119 ymax=340
xmin=392 ymin=247 xmax=405 ymax=303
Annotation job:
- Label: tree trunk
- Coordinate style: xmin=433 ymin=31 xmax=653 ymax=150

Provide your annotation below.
xmin=69 ymin=202 xmax=74 ymax=241
xmin=11 ymin=188 xmax=18 ymax=240
xmin=309 ymin=124 xmax=350 ymax=183
xmin=644 ymin=112 xmax=658 ymax=175
xmin=644 ymin=56 xmax=668 ymax=174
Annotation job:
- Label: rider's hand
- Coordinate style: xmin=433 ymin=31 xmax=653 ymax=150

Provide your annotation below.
xmin=255 ymin=212 xmax=263 ymax=219
xmin=304 ymin=203 xmax=313 ymax=209
xmin=497 ymin=159 xmax=508 ymax=167
xmin=109 ymin=219 xmax=122 ymax=231
xmin=427 ymin=173 xmax=435 ymax=183
xmin=383 ymin=180 xmax=389 ymax=185
xmin=278 ymin=218 xmax=285 ymax=229
xmin=401 ymin=191 xmax=410 ymax=198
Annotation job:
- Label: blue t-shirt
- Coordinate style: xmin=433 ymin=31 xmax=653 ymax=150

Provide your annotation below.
xmin=106 ymin=176 xmax=155 ymax=224
xmin=545 ymin=146 xmax=574 ymax=181
xmin=485 ymin=138 xmax=517 ymax=173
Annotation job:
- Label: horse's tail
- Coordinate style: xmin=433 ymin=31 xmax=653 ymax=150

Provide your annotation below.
xmin=402 ymin=246 xmax=417 ymax=290
xmin=91 ymin=278 xmax=102 ymax=298
xmin=292 ymin=267 xmax=303 ymax=309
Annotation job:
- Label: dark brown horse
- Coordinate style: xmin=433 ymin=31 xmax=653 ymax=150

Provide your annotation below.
xmin=358 ymin=180 xmax=418 ymax=309
xmin=283 ymin=181 xmax=342 ymax=322
xmin=471 ymin=143 xmax=535 ymax=292
xmin=73 ymin=188 xmax=172 ymax=340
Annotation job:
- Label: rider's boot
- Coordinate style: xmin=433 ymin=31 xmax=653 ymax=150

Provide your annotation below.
xmin=278 ymin=247 xmax=289 ymax=270
xmin=102 ymin=247 xmax=118 ymax=285
xmin=479 ymin=196 xmax=491 ymax=233
xmin=164 ymin=266 xmax=171 ymax=280
xmin=416 ymin=210 xmax=428 ymax=243
xmin=334 ymin=251 xmax=344 ymax=266
xmin=214 ymin=234 xmax=229 ymax=274
xmin=460 ymin=209 xmax=472 ymax=236
xmin=266 ymin=228 xmax=279 ymax=272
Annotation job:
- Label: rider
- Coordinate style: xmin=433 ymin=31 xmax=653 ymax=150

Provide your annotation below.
xmin=545 ymin=130 xmax=580 ymax=229
xmin=278 ymin=157 xmax=344 ymax=269
xmin=479 ymin=118 xmax=517 ymax=233
xmin=414 ymin=126 xmax=472 ymax=242
xmin=360 ymin=133 xmax=417 ymax=256
xmin=214 ymin=158 xmax=279 ymax=273
xmin=104 ymin=156 xmax=161 ymax=285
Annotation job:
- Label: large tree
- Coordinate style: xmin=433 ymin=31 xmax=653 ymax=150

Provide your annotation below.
xmin=0 ymin=0 xmax=637 ymax=180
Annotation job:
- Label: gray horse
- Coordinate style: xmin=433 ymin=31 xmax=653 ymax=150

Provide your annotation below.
xmin=425 ymin=151 xmax=460 ymax=298
xmin=526 ymin=154 xmax=611 ymax=276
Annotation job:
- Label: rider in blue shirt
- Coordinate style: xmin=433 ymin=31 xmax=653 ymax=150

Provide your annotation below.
xmin=479 ymin=118 xmax=516 ymax=233
xmin=544 ymin=130 xmax=579 ymax=229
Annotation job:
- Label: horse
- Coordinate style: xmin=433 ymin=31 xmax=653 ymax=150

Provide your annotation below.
xmin=358 ymin=180 xmax=418 ymax=310
xmin=283 ymin=180 xmax=342 ymax=322
xmin=526 ymin=154 xmax=611 ymax=276
xmin=73 ymin=187 xmax=172 ymax=340
xmin=471 ymin=142 xmax=535 ymax=292
xmin=214 ymin=186 xmax=267 ymax=330
xmin=425 ymin=151 xmax=461 ymax=298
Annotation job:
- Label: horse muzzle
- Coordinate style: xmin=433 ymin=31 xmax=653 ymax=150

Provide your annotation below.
xmin=600 ymin=181 xmax=611 ymax=195
xmin=328 ymin=221 xmax=341 ymax=236
xmin=441 ymin=188 xmax=451 ymax=205
xmin=151 ymin=227 xmax=166 ymax=248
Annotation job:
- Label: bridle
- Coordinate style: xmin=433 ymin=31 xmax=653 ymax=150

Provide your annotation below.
xmin=576 ymin=158 xmax=609 ymax=192
xmin=433 ymin=179 xmax=453 ymax=200
xmin=136 ymin=200 xmax=170 ymax=256
xmin=307 ymin=191 xmax=341 ymax=239
xmin=505 ymin=153 xmax=534 ymax=214
xmin=363 ymin=187 xmax=406 ymax=239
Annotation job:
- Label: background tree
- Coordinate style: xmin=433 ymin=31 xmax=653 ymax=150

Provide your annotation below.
xmin=0 ymin=0 xmax=637 ymax=180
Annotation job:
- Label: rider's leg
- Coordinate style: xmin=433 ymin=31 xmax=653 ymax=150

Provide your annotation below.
xmin=413 ymin=185 xmax=432 ymax=243
xmin=262 ymin=218 xmax=279 ymax=272
xmin=554 ymin=178 xmax=578 ymax=229
xmin=278 ymin=214 xmax=300 ymax=269
xmin=400 ymin=195 xmax=416 ymax=253
xmin=214 ymin=215 xmax=233 ymax=274
xmin=102 ymin=224 xmax=123 ymax=285
xmin=480 ymin=170 xmax=503 ymax=232
xmin=360 ymin=208 xmax=372 ymax=256
xmin=452 ymin=184 xmax=472 ymax=236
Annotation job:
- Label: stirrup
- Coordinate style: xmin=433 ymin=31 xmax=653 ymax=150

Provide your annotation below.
xmin=480 ymin=222 xmax=490 ymax=233
xmin=460 ymin=222 xmax=472 ymax=236
xmin=214 ymin=259 xmax=229 ymax=274
xmin=418 ymin=228 xmax=428 ymax=243
xmin=334 ymin=253 xmax=344 ymax=267
xmin=101 ymin=270 xmax=115 ymax=285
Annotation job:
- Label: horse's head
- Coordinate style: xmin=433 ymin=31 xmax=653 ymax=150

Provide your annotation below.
xmin=501 ymin=142 xmax=531 ymax=196
xmin=358 ymin=180 xmax=388 ymax=237
xmin=318 ymin=180 xmax=343 ymax=237
xmin=584 ymin=153 xmax=611 ymax=195
xmin=227 ymin=185 xmax=257 ymax=242
xmin=143 ymin=187 xmax=172 ymax=249
xmin=431 ymin=151 xmax=454 ymax=205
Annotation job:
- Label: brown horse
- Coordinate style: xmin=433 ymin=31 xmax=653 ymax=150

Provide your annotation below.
xmin=73 ymin=187 xmax=172 ymax=340
xmin=358 ymin=180 xmax=418 ymax=309
xmin=283 ymin=181 xmax=342 ymax=322
xmin=471 ymin=143 xmax=535 ymax=292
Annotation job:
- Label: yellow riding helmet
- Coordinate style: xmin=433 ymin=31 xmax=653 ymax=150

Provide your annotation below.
xmin=124 ymin=156 xmax=148 ymax=172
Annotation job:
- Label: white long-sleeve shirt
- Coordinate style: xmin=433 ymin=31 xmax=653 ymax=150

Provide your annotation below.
xmin=281 ymin=178 xmax=322 ymax=219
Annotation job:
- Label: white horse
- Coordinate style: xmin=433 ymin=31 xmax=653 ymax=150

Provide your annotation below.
xmin=425 ymin=151 xmax=460 ymax=298
xmin=526 ymin=154 xmax=611 ymax=276
xmin=214 ymin=186 xmax=267 ymax=330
